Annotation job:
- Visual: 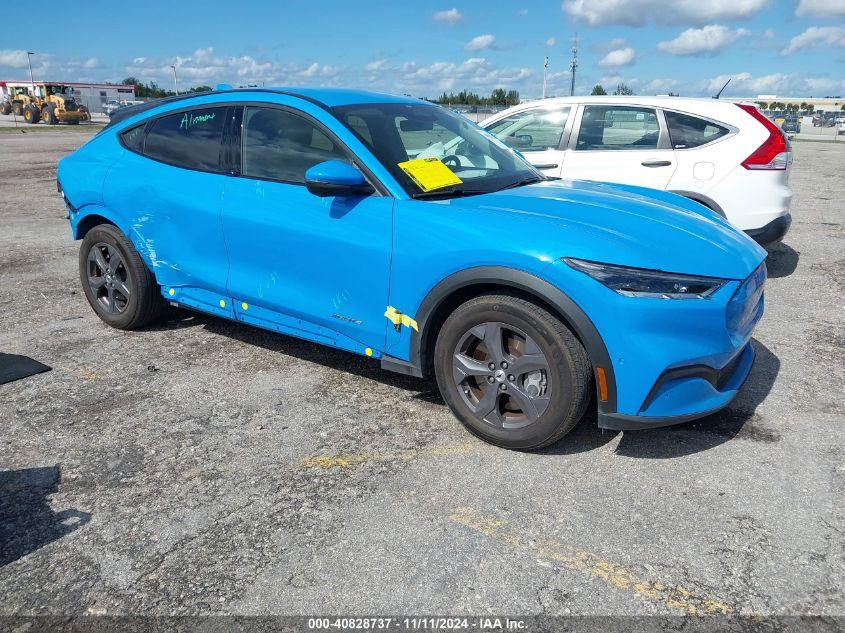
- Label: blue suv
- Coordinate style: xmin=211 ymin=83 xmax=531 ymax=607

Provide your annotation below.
xmin=58 ymin=88 xmax=766 ymax=450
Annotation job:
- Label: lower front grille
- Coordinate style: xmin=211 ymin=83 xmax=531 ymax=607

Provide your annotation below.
xmin=715 ymin=351 xmax=744 ymax=390
xmin=639 ymin=345 xmax=750 ymax=413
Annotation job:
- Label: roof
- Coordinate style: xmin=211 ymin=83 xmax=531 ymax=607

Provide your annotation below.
xmin=520 ymin=95 xmax=741 ymax=106
xmin=267 ymin=87 xmax=422 ymax=107
xmin=103 ymin=87 xmax=426 ymax=130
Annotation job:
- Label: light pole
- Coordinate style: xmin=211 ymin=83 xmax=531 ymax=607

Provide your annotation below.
xmin=26 ymin=52 xmax=36 ymax=91
xmin=542 ymin=56 xmax=549 ymax=99
xmin=170 ymin=65 xmax=179 ymax=95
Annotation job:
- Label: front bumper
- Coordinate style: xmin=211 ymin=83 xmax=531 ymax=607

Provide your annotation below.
xmin=745 ymin=213 xmax=792 ymax=245
xmin=554 ymin=260 xmax=766 ymax=431
xmin=598 ymin=342 xmax=755 ymax=430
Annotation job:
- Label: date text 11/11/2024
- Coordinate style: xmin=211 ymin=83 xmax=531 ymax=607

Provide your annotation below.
xmin=307 ymin=617 xmax=528 ymax=630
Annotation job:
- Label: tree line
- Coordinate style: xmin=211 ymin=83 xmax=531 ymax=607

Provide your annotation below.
xmin=433 ymin=88 xmax=521 ymax=106
xmin=121 ymin=77 xmax=212 ymax=99
xmin=754 ymin=101 xmax=844 ymax=113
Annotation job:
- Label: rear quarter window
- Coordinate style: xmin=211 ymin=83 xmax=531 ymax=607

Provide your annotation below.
xmin=119 ymin=124 xmax=145 ymax=152
xmin=665 ymin=111 xmax=730 ymax=149
xmin=142 ymin=107 xmax=228 ymax=172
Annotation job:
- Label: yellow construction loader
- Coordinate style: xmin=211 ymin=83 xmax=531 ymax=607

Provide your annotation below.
xmin=1 ymin=84 xmax=90 ymax=124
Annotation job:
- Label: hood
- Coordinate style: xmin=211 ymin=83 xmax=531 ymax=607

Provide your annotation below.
xmin=447 ymin=179 xmax=766 ymax=280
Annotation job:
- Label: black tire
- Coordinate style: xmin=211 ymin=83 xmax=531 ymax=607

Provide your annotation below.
xmin=79 ymin=224 xmax=163 ymax=330
xmin=23 ymin=104 xmax=40 ymax=124
xmin=42 ymin=104 xmax=56 ymax=125
xmin=79 ymin=106 xmax=90 ymax=122
xmin=434 ymin=293 xmax=592 ymax=451
xmin=0 ymin=102 xmax=10 ymax=115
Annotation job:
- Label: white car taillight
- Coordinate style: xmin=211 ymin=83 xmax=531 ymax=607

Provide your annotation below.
xmin=737 ymin=104 xmax=789 ymax=171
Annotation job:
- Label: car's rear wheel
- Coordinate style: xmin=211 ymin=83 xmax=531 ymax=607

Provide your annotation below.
xmin=79 ymin=224 xmax=163 ymax=330
xmin=434 ymin=293 xmax=592 ymax=450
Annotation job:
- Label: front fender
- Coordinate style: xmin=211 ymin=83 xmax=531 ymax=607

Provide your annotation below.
xmin=380 ymin=265 xmax=618 ymax=417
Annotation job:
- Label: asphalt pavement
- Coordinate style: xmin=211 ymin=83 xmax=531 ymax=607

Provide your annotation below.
xmin=0 ymin=131 xmax=842 ymax=620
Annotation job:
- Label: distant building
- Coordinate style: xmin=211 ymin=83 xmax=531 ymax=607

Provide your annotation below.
xmin=741 ymin=95 xmax=844 ymax=112
xmin=0 ymin=80 xmax=137 ymax=113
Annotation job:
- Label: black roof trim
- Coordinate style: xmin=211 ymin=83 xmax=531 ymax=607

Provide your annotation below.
xmin=103 ymin=88 xmax=330 ymax=131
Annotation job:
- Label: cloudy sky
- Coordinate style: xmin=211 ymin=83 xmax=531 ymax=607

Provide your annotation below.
xmin=2 ymin=0 xmax=844 ymax=98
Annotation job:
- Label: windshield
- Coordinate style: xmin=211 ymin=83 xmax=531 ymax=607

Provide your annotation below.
xmin=331 ymin=102 xmax=544 ymax=198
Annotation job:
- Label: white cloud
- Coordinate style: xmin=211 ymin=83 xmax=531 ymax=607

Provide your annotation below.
xmin=517 ymin=8 xmax=528 ymax=16
xmin=365 ymin=59 xmax=388 ymax=71
xmin=121 ymin=52 xmax=537 ymax=99
xmin=83 ymin=57 xmax=100 ymax=69
xmin=465 ymin=34 xmax=496 ymax=52
xmin=658 ymin=25 xmax=750 ymax=56
xmin=795 ymin=0 xmax=845 ymax=17
xmin=193 ymin=47 xmax=214 ymax=60
xmin=562 ymin=0 xmax=769 ymax=26
xmin=598 ymin=47 xmax=637 ymax=68
xmin=701 ymin=71 xmax=845 ymax=96
xmin=546 ymin=37 xmax=557 ymax=46
xmin=0 ymin=49 xmax=31 ymax=68
xmin=433 ymin=8 xmax=462 ymax=24
xmin=301 ymin=62 xmax=320 ymax=77
xmin=643 ymin=78 xmax=680 ymax=94
xmin=781 ymin=26 xmax=845 ymax=55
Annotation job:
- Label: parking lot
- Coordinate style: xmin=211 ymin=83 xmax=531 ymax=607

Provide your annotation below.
xmin=0 ymin=130 xmax=843 ymax=618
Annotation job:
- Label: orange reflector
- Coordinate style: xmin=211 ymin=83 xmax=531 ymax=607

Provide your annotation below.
xmin=595 ymin=367 xmax=609 ymax=402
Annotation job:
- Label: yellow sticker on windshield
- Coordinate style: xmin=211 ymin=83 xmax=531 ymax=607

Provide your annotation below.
xmin=397 ymin=157 xmax=463 ymax=192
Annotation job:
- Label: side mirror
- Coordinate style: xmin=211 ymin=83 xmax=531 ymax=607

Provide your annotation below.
xmin=305 ymin=160 xmax=373 ymax=198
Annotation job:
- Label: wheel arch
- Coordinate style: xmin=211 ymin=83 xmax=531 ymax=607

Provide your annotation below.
xmin=670 ymin=190 xmax=726 ymax=217
xmin=74 ymin=211 xmax=117 ymax=240
xmin=382 ymin=266 xmax=617 ymax=415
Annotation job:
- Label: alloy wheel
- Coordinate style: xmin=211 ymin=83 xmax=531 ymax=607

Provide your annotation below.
xmin=452 ymin=321 xmax=551 ymax=429
xmin=86 ymin=242 xmax=131 ymax=314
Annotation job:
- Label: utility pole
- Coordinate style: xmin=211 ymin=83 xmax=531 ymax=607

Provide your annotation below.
xmin=569 ymin=34 xmax=579 ymax=97
xmin=26 ymin=52 xmax=36 ymax=92
xmin=542 ymin=56 xmax=549 ymax=99
xmin=170 ymin=65 xmax=179 ymax=95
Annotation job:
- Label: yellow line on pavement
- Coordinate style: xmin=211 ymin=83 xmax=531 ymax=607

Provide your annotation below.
xmin=300 ymin=443 xmax=483 ymax=470
xmin=450 ymin=506 xmax=733 ymax=615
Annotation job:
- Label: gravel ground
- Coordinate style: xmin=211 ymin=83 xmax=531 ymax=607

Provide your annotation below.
xmin=0 ymin=132 xmax=843 ymax=619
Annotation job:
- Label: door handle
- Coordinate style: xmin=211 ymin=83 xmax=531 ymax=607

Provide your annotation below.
xmin=531 ymin=163 xmax=559 ymax=169
xmin=641 ymin=160 xmax=672 ymax=167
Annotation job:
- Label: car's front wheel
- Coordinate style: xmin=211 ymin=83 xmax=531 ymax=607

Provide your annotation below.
xmin=79 ymin=224 xmax=163 ymax=330
xmin=434 ymin=293 xmax=592 ymax=451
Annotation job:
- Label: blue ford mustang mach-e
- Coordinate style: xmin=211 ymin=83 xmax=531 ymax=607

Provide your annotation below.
xmin=57 ymin=88 xmax=767 ymax=450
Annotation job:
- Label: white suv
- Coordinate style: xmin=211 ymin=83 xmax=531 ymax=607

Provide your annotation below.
xmin=481 ymin=96 xmax=793 ymax=244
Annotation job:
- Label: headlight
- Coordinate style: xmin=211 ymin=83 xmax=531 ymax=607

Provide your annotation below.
xmin=563 ymin=258 xmax=726 ymax=299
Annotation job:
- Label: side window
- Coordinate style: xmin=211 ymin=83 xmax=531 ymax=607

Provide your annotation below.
xmin=242 ymin=107 xmax=350 ymax=183
xmin=486 ymin=107 xmax=570 ymax=151
xmin=143 ymin=107 xmax=227 ymax=171
xmin=665 ymin=111 xmax=730 ymax=149
xmin=120 ymin=124 xmax=145 ymax=152
xmin=576 ymin=105 xmax=660 ymax=150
